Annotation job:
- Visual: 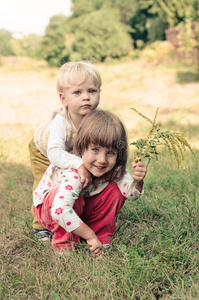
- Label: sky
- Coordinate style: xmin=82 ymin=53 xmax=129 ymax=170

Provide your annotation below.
xmin=0 ymin=0 xmax=72 ymax=36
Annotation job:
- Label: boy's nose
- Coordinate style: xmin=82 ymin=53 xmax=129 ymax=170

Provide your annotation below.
xmin=82 ymin=92 xmax=90 ymax=100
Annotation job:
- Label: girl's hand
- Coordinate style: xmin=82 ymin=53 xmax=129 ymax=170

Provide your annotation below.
xmin=73 ymin=223 xmax=104 ymax=256
xmin=87 ymin=236 xmax=104 ymax=257
xmin=132 ymin=161 xmax=147 ymax=182
xmin=78 ymin=165 xmax=92 ymax=188
xmin=132 ymin=161 xmax=147 ymax=192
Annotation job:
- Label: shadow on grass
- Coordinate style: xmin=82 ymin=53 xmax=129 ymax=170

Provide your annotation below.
xmin=176 ymin=71 xmax=199 ymax=83
xmin=0 ymin=160 xmax=33 ymax=229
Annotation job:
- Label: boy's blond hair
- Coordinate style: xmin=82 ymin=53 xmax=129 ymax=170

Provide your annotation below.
xmin=74 ymin=110 xmax=128 ymax=180
xmin=56 ymin=61 xmax=102 ymax=92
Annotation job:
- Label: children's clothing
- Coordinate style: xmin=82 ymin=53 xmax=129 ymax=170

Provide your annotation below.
xmin=29 ymin=107 xmax=83 ymax=230
xmin=33 ymin=228 xmax=52 ymax=242
xmin=34 ymin=182 xmax=126 ymax=250
xmin=33 ymin=164 xmax=143 ymax=250
xmin=34 ymin=107 xmax=80 ymax=166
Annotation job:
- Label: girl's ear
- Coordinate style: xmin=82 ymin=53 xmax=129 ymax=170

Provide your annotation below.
xmin=59 ymin=92 xmax=68 ymax=107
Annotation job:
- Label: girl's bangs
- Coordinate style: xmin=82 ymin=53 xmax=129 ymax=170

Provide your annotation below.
xmin=87 ymin=122 xmax=123 ymax=150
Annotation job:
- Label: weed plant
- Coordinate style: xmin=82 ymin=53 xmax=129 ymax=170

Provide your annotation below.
xmin=130 ymin=107 xmax=199 ymax=168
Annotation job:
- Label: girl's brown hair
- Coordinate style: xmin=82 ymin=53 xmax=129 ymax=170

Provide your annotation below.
xmin=74 ymin=110 xmax=128 ymax=180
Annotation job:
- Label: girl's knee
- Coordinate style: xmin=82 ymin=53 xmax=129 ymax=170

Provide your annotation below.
xmin=106 ymin=182 xmax=125 ymax=201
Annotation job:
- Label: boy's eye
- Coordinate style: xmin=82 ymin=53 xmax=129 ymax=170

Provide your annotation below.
xmin=74 ymin=91 xmax=80 ymax=94
xmin=89 ymin=89 xmax=97 ymax=93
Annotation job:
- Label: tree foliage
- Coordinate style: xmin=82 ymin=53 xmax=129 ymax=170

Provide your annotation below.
xmin=70 ymin=0 xmax=166 ymax=43
xmin=71 ymin=0 xmax=105 ymax=17
xmin=71 ymin=9 xmax=133 ymax=61
xmin=0 ymin=29 xmax=14 ymax=56
xmin=41 ymin=14 xmax=70 ymax=66
xmin=155 ymin=0 xmax=199 ymax=27
xmin=11 ymin=34 xmax=43 ymax=59
xmin=1 ymin=0 xmax=198 ymax=65
xmin=39 ymin=0 xmax=199 ymax=65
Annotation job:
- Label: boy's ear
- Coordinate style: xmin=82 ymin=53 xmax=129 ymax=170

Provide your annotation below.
xmin=59 ymin=92 xmax=68 ymax=107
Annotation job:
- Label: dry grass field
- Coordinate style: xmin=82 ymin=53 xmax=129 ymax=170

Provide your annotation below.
xmin=1 ymin=56 xmax=199 ymax=142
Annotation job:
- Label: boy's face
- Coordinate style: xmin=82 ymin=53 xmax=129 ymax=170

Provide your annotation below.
xmin=59 ymin=75 xmax=100 ymax=123
xmin=82 ymin=144 xmax=117 ymax=178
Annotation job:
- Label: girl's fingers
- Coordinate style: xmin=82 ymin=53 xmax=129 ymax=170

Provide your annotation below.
xmin=132 ymin=161 xmax=137 ymax=168
xmin=95 ymin=248 xmax=104 ymax=256
xmin=90 ymin=246 xmax=104 ymax=256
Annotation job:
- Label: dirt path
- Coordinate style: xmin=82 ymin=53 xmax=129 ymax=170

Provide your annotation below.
xmin=0 ymin=71 xmax=59 ymax=125
xmin=0 ymin=57 xmax=199 ymax=128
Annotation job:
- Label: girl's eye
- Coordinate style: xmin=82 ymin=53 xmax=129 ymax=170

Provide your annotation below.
xmin=74 ymin=91 xmax=80 ymax=94
xmin=92 ymin=148 xmax=99 ymax=153
xmin=107 ymin=150 xmax=116 ymax=156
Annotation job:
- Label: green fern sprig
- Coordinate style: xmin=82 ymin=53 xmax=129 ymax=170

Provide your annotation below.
xmin=131 ymin=107 xmax=199 ymax=168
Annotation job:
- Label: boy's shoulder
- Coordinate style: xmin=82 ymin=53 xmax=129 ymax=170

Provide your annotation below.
xmin=50 ymin=107 xmax=68 ymax=121
xmin=33 ymin=107 xmax=70 ymax=157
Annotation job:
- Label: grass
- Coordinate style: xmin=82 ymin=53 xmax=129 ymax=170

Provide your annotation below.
xmin=0 ymin=57 xmax=199 ymax=299
xmin=1 ymin=138 xmax=198 ymax=299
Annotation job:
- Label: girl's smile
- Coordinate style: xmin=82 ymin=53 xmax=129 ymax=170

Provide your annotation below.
xmin=82 ymin=144 xmax=117 ymax=177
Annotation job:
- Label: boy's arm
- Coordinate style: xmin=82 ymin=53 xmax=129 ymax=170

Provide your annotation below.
xmin=47 ymin=114 xmax=92 ymax=187
xmin=47 ymin=114 xmax=83 ymax=170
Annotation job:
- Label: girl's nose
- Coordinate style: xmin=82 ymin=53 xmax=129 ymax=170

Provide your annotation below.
xmin=98 ymin=152 xmax=107 ymax=164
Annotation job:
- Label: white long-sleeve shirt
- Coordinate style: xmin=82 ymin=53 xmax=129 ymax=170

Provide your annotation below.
xmin=47 ymin=113 xmax=83 ymax=170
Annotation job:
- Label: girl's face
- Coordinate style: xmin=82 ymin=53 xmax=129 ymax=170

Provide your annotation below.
xmin=82 ymin=144 xmax=117 ymax=177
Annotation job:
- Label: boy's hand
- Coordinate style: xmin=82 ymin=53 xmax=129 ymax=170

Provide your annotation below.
xmin=78 ymin=165 xmax=92 ymax=188
xmin=87 ymin=236 xmax=104 ymax=257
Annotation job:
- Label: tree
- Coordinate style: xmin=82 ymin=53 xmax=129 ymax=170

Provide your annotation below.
xmin=71 ymin=9 xmax=133 ymax=61
xmin=155 ymin=0 xmax=199 ymax=27
xmin=129 ymin=0 xmax=168 ymax=43
xmin=147 ymin=17 xmax=166 ymax=42
xmin=0 ymin=29 xmax=14 ymax=56
xmin=110 ymin=0 xmax=139 ymax=24
xmin=71 ymin=0 xmax=105 ymax=17
xmin=11 ymin=34 xmax=43 ymax=59
xmin=41 ymin=14 xmax=70 ymax=66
